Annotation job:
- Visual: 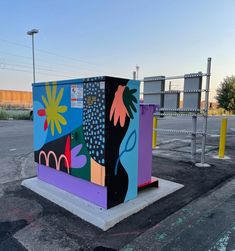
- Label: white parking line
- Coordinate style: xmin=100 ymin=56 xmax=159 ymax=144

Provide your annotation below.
xmin=209 ymin=134 xmax=220 ymax=138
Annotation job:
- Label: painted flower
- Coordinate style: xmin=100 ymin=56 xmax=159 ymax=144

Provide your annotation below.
xmin=38 ymin=82 xmax=67 ymax=136
xmin=110 ymin=85 xmax=137 ymax=127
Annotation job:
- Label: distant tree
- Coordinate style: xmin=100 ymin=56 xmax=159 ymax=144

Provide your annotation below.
xmin=216 ymin=76 xmax=235 ymax=113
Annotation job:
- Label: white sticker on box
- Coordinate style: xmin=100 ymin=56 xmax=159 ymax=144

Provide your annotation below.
xmin=100 ymin=81 xmax=105 ymax=89
xmin=71 ymin=85 xmax=83 ymax=108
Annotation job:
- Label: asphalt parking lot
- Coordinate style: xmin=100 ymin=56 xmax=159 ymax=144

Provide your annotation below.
xmin=0 ymin=117 xmax=234 ymax=250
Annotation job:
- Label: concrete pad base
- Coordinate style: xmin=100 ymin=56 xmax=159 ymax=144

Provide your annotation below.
xmin=195 ymin=162 xmax=211 ymax=167
xmin=22 ymin=177 xmax=184 ymax=231
xmin=212 ymin=155 xmax=231 ymax=160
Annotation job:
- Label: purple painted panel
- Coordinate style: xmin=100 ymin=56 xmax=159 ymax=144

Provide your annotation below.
xmin=37 ymin=164 xmax=107 ymax=208
xmin=138 ymin=105 xmax=155 ymax=186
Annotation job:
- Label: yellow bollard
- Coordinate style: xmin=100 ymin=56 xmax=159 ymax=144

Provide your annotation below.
xmin=219 ymin=118 xmax=228 ymax=158
xmin=152 ymin=116 xmax=158 ymax=149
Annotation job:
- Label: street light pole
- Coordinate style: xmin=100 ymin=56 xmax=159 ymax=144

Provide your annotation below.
xmin=27 ymin=29 xmax=39 ymax=84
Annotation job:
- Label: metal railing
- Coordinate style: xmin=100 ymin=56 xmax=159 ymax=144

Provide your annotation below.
xmin=142 ymin=58 xmax=212 ymax=166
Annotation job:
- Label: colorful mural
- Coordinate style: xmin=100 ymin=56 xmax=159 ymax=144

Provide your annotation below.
xmin=105 ymin=78 xmax=139 ymax=208
xmin=33 ymin=77 xmax=140 ymax=209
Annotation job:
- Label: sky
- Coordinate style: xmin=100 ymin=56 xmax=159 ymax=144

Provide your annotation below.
xmin=0 ymin=0 xmax=235 ymax=100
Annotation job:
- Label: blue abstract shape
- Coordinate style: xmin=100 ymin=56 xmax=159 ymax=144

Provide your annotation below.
xmin=119 ymin=80 xmax=140 ymax=202
xmin=114 ymin=130 xmax=137 ymax=175
xmin=33 ymin=101 xmax=48 ymax=151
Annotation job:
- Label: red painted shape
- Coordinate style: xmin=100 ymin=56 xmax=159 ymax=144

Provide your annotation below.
xmin=44 ymin=119 xmax=48 ymax=131
xmin=65 ymin=136 xmax=71 ymax=167
xmin=38 ymin=109 xmax=46 ymax=116
xmin=138 ymin=176 xmax=158 ymax=189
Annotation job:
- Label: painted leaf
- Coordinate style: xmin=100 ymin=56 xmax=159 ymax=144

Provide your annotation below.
xmin=71 ymin=144 xmax=87 ymax=168
xmin=110 ymin=85 xmax=129 ymax=127
xmin=123 ymin=87 xmax=137 ymax=119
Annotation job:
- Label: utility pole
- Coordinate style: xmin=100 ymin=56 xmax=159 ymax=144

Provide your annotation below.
xmin=133 ymin=71 xmax=136 ymax=80
xmin=136 ymin=65 xmax=139 ymax=80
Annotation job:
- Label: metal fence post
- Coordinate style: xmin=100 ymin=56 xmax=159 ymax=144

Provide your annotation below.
xmin=191 ymin=113 xmax=197 ymax=163
xmin=197 ymin=58 xmax=211 ymax=167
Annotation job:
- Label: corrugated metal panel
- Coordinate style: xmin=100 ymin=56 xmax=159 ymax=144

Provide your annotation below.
xmin=0 ymin=90 xmax=32 ymax=107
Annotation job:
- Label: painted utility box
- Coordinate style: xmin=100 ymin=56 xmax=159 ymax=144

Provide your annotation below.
xmin=33 ymin=76 xmax=140 ymax=209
